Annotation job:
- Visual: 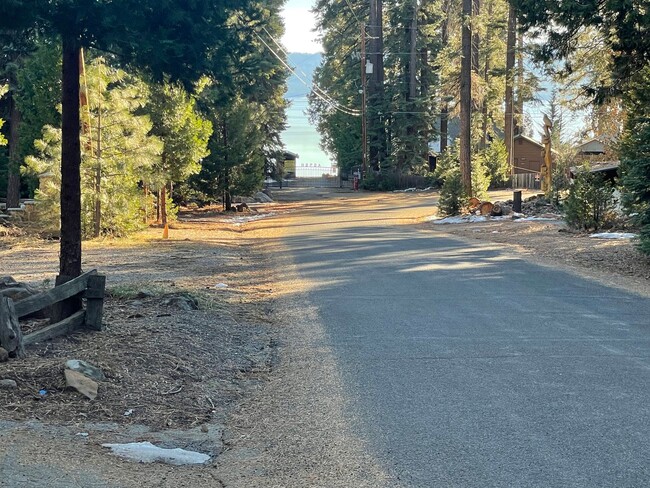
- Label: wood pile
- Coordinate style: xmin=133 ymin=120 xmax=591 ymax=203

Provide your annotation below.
xmin=468 ymin=199 xmax=513 ymax=217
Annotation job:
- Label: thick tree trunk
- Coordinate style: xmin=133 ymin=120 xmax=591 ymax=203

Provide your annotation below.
xmin=480 ymin=1 xmax=493 ymax=149
xmin=6 ymin=95 xmax=21 ymax=209
xmin=439 ymin=0 xmax=449 ymax=154
xmin=53 ymin=36 xmax=83 ymax=323
xmin=471 ymin=0 xmax=480 ymax=75
xmin=460 ymin=0 xmax=473 ymax=196
xmin=60 ymin=36 xmax=82 ymax=278
xmin=504 ymin=5 xmax=516 ymax=182
xmin=515 ymin=34 xmax=524 ymax=135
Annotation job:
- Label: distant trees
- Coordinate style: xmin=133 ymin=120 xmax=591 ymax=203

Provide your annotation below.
xmin=310 ymin=0 xmax=549 ymax=194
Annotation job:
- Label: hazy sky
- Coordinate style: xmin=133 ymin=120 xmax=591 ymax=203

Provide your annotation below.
xmin=281 ymin=0 xmax=322 ymax=53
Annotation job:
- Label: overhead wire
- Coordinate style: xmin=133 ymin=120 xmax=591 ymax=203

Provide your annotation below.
xmin=254 ymin=27 xmax=361 ymax=116
xmin=260 ymin=25 xmax=359 ymax=115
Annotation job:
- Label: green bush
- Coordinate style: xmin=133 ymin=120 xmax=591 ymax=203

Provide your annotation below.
xmin=564 ymin=170 xmax=616 ymax=231
xmin=438 ymin=168 xmax=469 ymax=216
xmin=620 ymin=115 xmax=650 ymax=255
xmin=477 ymin=139 xmax=510 ymax=188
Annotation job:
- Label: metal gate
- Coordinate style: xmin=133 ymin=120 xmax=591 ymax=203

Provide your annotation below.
xmin=284 ymin=165 xmax=349 ymax=188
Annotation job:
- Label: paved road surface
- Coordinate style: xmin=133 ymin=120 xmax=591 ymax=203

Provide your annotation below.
xmin=277 ymin=193 xmax=650 ymax=487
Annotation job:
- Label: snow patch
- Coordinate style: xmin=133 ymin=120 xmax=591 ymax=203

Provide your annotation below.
xmin=223 ymin=212 xmax=276 ymax=226
xmin=589 ymin=232 xmax=637 ymax=240
xmin=428 ymin=215 xmax=488 ymax=224
xmin=102 ymin=442 xmax=210 ymax=465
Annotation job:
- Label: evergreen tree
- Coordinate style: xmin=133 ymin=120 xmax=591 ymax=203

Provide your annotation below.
xmin=25 ymin=56 xmax=162 ymax=238
xmin=145 ymin=82 xmax=211 ymax=225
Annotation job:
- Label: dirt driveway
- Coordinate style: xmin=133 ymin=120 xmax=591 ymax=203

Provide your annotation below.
xmin=0 ymin=188 xmax=648 ymax=487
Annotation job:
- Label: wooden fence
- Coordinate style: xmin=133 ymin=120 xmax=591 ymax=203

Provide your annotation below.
xmin=512 ymin=173 xmax=542 ymax=190
xmin=0 ymin=269 xmax=105 ymax=358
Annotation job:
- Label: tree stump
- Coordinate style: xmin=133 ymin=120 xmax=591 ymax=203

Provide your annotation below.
xmin=0 ymin=296 xmax=25 ymax=358
xmin=479 ymin=201 xmax=494 ymax=215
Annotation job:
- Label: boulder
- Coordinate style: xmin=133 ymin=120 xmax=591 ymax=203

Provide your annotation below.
xmin=65 ymin=359 xmax=106 ymax=382
xmin=254 ymin=192 xmax=273 ymax=203
xmin=65 ymin=369 xmax=98 ymax=400
xmin=0 ymin=347 xmax=8 ymax=362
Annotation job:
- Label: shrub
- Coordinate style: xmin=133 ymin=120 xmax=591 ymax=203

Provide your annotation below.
xmin=438 ymin=168 xmax=469 ymax=216
xmin=564 ymin=170 xmax=616 ymax=231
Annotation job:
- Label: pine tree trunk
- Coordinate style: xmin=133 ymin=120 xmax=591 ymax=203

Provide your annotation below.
xmin=471 ymin=0 xmax=480 ymax=75
xmin=60 ymin=35 xmax=82 ymax=278
xmin=156 ymin=189 xmax=161 ymax=223
xmin=460 ymin=0 xmax=473 ymax=196
xmin=93 ymin=90 xmax=102 ymax=238
xmin=440 ymin=0 xmax=450 ymax=154
xmin=6 ymin=95 xmax=21 ymax=209
xmin=161 ymin=184 xmax=167 ymax=226
xmin=480 ymin=1 xmax=492 ymax=149
xmin=143 ymin=184 xmax=149 ymax=224
xmin=504 ymin=5 xmax=516 ymax=180
xmin=53 ymin=35 xmax=83 ymax=323
xmin=515 ymin=34 xmax=524 ymax=134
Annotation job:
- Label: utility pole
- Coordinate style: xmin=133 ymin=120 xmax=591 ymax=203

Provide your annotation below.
xmin=368 ymin=0 xmax=385 ymax=171
xmin=361 ymin=24 xmax=367 ymax=176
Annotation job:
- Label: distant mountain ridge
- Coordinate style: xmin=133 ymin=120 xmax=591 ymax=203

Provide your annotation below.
xmin=285 ymin=52 xmax=322 ymax=98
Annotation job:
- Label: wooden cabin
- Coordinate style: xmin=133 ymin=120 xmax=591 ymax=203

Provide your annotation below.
xmin=512 ymin=134 xmax=545 ymax=175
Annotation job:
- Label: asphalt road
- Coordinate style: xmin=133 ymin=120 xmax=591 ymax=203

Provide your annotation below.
xmin=280 ymin=193 xmax=650 ymax=487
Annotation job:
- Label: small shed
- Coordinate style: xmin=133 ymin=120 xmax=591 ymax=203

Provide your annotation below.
xmin=283 ymin=150 xmax=299 ymax=178
xmin=570 ymin=161 xmax=620 ymax=183
xmin=576 ymin=138 xmax=607 ymax=156
xmin=513 ymin=134 xmax=546 ymax=175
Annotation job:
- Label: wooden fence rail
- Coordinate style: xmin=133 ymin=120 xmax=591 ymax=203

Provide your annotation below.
xmin=0 ymin=269 xmax=105 ymax=358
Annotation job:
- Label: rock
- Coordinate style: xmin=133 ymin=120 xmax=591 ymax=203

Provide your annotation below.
xmin=262 ymin=188 xmax=273 ymax=199
xmin=65 ymin=359 xmax=106 ymax=382
xmin=0 ymin=347 xmax=8 ymax=362
xmin=163 ymin=295 xmax=199 ymax=311
xmin=65 ymin=369 xmax=98 ymax=400
xmin=254 ymin=191 xmax=273 ymax=203
xmin=0 ymin=379 xmax=17 ymax=389
xmin=136 ymin=289 xmax=155 ymax=298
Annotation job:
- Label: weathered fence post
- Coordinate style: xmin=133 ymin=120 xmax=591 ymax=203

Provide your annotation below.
xmin=0 ymin=296 xmax=25 ymax=358
xmin=84 ymin=274 xmax=106 ymax=331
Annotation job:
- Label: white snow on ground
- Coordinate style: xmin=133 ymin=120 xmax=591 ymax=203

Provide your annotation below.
xmin=590 ymin=232 xmax=638 ymax=239
xmin=427 ymin=214 xmax=561 ymax=224
xmin=512 ymin=216 xmax=560 ymax=222
xmin=102 ymin=442 xmax=210 ymax=465
xmin=429 ymin=215 xmax=489 ymax=224
xmin=222 ymin=212 xmax=276 ymax=226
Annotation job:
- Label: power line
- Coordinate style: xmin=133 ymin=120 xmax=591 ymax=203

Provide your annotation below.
xmin=260 ymin=25 xmax=357 ymax=115
xmin=255 ymin=28 xmax=361 ymax=116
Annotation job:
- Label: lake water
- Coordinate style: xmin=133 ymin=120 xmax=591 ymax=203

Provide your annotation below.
xmin=281 ymin=96 xmax=334 ymax=170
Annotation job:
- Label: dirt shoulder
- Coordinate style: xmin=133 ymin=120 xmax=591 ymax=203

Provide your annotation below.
xmin=427 ymin=212 xmax=650 ymax=299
